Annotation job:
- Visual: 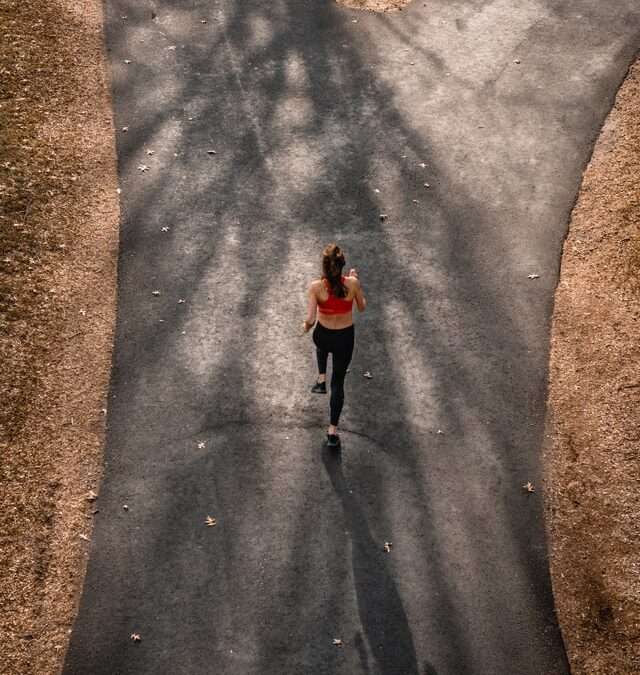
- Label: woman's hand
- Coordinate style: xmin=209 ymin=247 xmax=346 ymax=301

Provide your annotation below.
xmin=302 ymin=319 xmax=314 ymax=333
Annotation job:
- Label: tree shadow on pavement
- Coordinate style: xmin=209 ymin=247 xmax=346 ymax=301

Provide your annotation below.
xmin=59 ymin=0 xmax=613 ymax=671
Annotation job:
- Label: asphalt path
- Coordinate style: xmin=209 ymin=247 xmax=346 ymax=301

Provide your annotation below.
xmin=64 ymin=1 xmax=640 ymax=673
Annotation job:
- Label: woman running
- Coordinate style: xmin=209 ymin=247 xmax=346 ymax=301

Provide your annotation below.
xmin=302 ymin=243 xmax=367 ymax=447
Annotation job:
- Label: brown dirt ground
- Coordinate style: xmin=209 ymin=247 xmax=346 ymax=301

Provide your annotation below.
xmin=336 ymin=0 xmax=411 ymax=13
xmin=544 ymin=59 xmax=640 ymax=674
xmin=0 ymin=0 xmax=119 ymax=673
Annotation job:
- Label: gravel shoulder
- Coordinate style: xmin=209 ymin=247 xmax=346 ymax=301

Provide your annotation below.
xmin=0 ymin=1 xmax=118 ymax=673
xmin=544 ymin=57 xmax=640 ymax=675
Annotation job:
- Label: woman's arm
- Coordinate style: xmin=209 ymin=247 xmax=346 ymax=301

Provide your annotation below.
xmin=353 ymin=277 xmax=367 ymax=312
xmin=302 ymin=283 xmax=318 ymax=332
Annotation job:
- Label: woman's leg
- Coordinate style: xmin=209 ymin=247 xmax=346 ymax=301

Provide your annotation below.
xmin=315 ymin=347 xmax=328 ymax=382
xmin=312 ymin=324 xmax=329 ymax=389
xmin=328 ymin=326 xmax=355 ymax=430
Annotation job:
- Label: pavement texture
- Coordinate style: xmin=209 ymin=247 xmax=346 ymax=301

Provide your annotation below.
xmin=63 ymin=1 xmax=640 ymax=674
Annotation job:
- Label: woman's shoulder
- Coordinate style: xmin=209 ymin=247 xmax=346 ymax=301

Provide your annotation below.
xmin=309 ymin=278 xmax=327 ymax=293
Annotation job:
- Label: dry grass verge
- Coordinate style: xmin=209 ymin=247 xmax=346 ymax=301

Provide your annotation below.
xmin=545 ymin=58 xmax=640 ymax=674
xmin=0 ymin=0 xmax=119 ymax=673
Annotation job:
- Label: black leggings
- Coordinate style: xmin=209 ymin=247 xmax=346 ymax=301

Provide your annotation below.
xmin=312 ymin=322 xmax=355 ymax=426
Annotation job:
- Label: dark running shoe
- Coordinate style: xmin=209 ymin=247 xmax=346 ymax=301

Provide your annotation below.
xmin=311 ymin=381 xmax=327 ymax=394
xmin=327 ymin=434 xmax=341 ymax=448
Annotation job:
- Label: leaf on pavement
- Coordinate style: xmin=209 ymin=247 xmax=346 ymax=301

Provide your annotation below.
xmin=86 ymin=490 xmax=98 ymax=502
xmin=363 ymin=371 xmax=373 ymax=379
xmin=527 ymin=274 xmax=540 ymax=279
xmin=130 ymin=633 xmax=141 ymax=642
xmin=522 ymin=481 xmax=535 ymax=493
xmin=205 ymin=515 xmax=217 ymax=527
xmin=333 ymin=638 xmax=343 ymax=646
xmin=197 ymin=441 xmax=205 ymax=449
xmin=383 ymin=542 xmax=393 ymax=553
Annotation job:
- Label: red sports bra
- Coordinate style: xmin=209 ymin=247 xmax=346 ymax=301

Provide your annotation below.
xmin=318 ymin=276 xmax=353 ymax=315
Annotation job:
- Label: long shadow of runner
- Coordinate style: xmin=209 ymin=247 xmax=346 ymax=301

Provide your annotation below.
xmin=322 ymin=445 xmax=438 ymax=675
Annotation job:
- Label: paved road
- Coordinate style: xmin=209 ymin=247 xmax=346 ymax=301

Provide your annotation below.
xmin=64 ymin=1 xmax=639 ymax=673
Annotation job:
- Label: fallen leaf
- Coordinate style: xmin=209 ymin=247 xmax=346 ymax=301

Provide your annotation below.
xmin=152 ymin=290 xmax=160 ymax=296
xmin=207 ymin=150 xmax=217 ymax=155
xmin=130 ymin=633 xmax=141 ymax=642
xmin=197 ymin=441 xmax=205 ymax=449
xmin=86 ymin=490 xmax=98 ymax=502
xmin=436 ymin=429 xmax=444 ymax=435
xmin=522 ymin=482 xmax=535 ymax=493
xmin=527 ymin=274 xmax=540 ymax=280
xmin=333 ymin=638 xmax=343 ymax=646
xmin=379 ymin=214 xmax=387 ymax=221
xmin=383 ymin=541 xmax=393 ymax=553
xmin=412 ymin=199 xmax=419 ymax=204
xmin=514 ymin=59 xmax=521 ymax=64
xmin=423 ymin=183 xmax=430 ymax=188
xmin=167 ymin=45 xmax=176 ymax=51
xmin=146 ymin=149 xmax=155 ymax=156
xmin=418 ymin=162 xmax=427 ymax=168
xmin=124 ymin=59 xmax=131 ymax=64
xmin=79 ymin=533 xmax=90 ymax=541
xmin=122 ymin=126 xmax=129 ymax=132
xmin=205 ymin=515 xmax=217 ymax=527
xmin=161 ymin=226 xmax=169 ymax=232
xmin=116 ymin=188 xmax=122 ymax=195
xmin=138 ymin=164 xmax=149 ymax=172
xmin=200 ymin=19 xmax=208 ymax=24
xmin=178 ymin=298 xmax=185 ymax=304
xmin=123 ymin=504 xmax=129 ymax=511
xmin=373 ymin=188 xmax=380 ymax=194
xmin=363 ymin=371 xmax=373 ymax=379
